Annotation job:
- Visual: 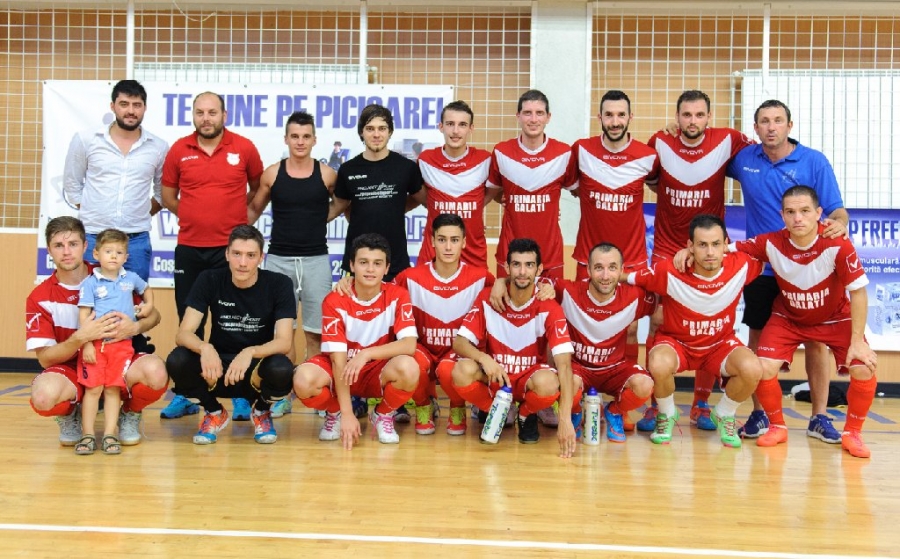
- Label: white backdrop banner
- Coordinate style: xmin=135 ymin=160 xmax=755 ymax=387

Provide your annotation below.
xmin=39 ymin=80 xmax=453 ymax=286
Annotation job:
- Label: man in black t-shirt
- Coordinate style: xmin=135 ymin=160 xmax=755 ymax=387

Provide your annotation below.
xmin=166 ymin=225 xmax=295 ymax=445
xmin=330 ymin=104 xmax=425 ymax=281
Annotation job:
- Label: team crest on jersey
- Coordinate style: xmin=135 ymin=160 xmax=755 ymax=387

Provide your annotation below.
xmin=96 ymin=286 xmax=109 ymax=299
xmin=323 ymin=316 xmax=341 ymax=336
xmin=401 ymin=303 xmax=414 ymax=321
xmin=554 ymin=319 xmax=568 ymax=337
xmin=26 ymin=313 xmax=40 ymax=332
xmin=463 ymin=308 xmax=480 ymax=322
xmin=227 ymin=152 xmax=241 ymax=166
xmin=846 ymin=254 xmax=861 ymax=272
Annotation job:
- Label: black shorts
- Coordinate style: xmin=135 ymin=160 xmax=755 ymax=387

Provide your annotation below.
xmin=742 ymin=274 xmax=779 ymax=330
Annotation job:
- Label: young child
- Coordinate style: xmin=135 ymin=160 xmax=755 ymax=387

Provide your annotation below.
xmin=75 ymin=229 xmax=153 ymax=455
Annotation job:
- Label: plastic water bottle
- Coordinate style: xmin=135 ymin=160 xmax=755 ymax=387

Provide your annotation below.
xmin=480 ymin=386 xmax=513 ymax=444
xmin=583 ymin=388 xmax=601 ymax=446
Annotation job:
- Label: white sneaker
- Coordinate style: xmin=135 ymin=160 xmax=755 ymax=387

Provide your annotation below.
xmin=117 ymin=410 xmax=142 ymax=445
xmin=537 ymin=405 xmax=559 ymax=427
xmin=370 ymin=410 xmax=400 ymax=444
xmin=56 ymin=406 xmax=82 ymax=446
xmin=318 ymin=411 xmax=342 ymax=441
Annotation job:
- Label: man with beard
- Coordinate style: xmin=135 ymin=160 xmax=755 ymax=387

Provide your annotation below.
xmin=160 ymin=91 xmax=264 ymax=421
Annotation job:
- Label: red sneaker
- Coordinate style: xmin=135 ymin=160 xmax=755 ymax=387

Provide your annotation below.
xmin=841 ymin=430 xmax=871 ymax=458
xmin=756 ymin=424 xmax=788 ymax=447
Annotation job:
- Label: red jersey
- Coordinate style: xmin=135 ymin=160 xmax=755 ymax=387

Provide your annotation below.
xmin=647 ymin=128 xmax=753 ymax=258
xmin=571 ymin=135 xmax=658 ymax=268
xmin=320 ymin=283 xmax=417 ymax=358
xmin=732 ymin=225 xmax=868 ymax=325
xmin=629 ymin=252 xmax=763 ymax=348
xmin=457 ymin=288 xmax=574 ymax=375
xmin=162 ymin=129 xmax=264 ymax=247
xmin=26 ymin=273 xmax=83 ymax=368
xmin=417 ymin=146 xmax=492 ymax=268
xmin=394 ymin=262 xmax=493 ymax=359
xmin=556 ymin=280 xmax=657 ymax=369
xmin=488 ymin=137 xmax=576 ymax=270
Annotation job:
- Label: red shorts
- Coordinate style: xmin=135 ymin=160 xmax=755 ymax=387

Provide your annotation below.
xmin=572 ymin=360 xmax=650 ymax=396
xmin=575 ymin=261 xmax=649 ymax=282
xmin=79 ymin=339 xmax=132 ymax=389
xmin=414 ymin=344 xmax=455 ymax=380
xmin=757 ymin=313 xmax=863 ymax=374
xmin=308 ymin=353 xmax=392 ymax=399
xmin=651 ymin=334 xmax=744 ymax=377
xmin=33 ymin=364 xmax=84 ymax=403
xmin=462 ymin=361 xmax=553 ymax=403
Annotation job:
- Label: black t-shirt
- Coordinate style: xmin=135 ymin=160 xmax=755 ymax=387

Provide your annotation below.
xmin=334 ymin=150 xmax=423 ymax=280
xmin=185 ymin=268 xmax=296 ymax=354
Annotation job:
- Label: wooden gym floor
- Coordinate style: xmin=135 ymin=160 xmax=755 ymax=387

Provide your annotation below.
xmin=0 ymin=372 xmax=898 ymax=559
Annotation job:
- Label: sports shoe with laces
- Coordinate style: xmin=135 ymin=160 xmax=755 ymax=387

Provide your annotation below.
xmin=737 ymin=409 xmax=769 ymax=438
xmin=447 ymin=406 xmax=467 ymax=435
xmin=415 ymin=402 xmax=436 ymax=435
xmin=711 ymin=409 xmax=741 ymax=448
xmin=232 ymin=398 xmax=251 ymax=421
xmin=319 ymin=411 xmax=341 ymax=441
xmin=517 ymin=414 xmax=540 ymax=444
xmin=270 ymin=397 xmax=292 ymax=418
xmin=757 ymin=424 xmax=788 ymax=447
xmin=370 ymin=410 xmax=400 ymax=444
xmin=807 ymin=414 xmax=841 ymax=444
xmin=649 ymin=409 xmax=680 ymax=445
xmin=636 ymin=404 xmax=658 ymax=432
xmin=841 ymin=430 xmax=870 ymax=458
xmin=252 ymin=410 xmax=277 ymax=444
xmin=690 ymin=400 xmax=716 ymax=430
xmin=193 ymin=409 xmax=230 ymax=445
xmin=537 ymin=403 xmax=559 ymax=427
xmin=56 ymin=406 xmax=82 ymax=446
xmin=394 ymin=404 xmax=411 ymax=424
xmin=159 ymin=394 xmax=199 ymax=419
xmin=117 ymin=410 xmax=142 ymax=445
xmin=604 ymin=403 xmax=626 ymax=443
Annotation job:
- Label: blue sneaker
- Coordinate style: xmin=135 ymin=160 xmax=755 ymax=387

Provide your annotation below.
xmin=636 ymin=405 xmax=658 ymax=432
xmin=160 ymin=394 xmax=199 ymax=419
xmin=351 ymin=396 xmax=368 ymax=419
xmin=807 ymin=414 xmax=841 ymax=444
xmin=571 ymin=411 xmax=583 ymax=440
xmin=604 ymin=403 xmax=626 ymax=443
xmin=232 ymin=398 xmax=251 ymax=421
xmin=270 ymin=397 xmax=292 ymax=418
xmin=737 ymin=409 xmax=769 ymax=438
xmin=690 ymin=400 xmax=716 ymax=431
xmin=252 ymin=410 xmax=277 ymax=444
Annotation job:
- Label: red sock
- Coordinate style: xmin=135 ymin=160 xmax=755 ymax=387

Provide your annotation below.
xmin=844 ymin=376 xmax=877 ymax=432
xmin=692 ymin=369 xmax=716 ymax=406
xmin=123 ymin=383 xmax=167 ymax=413
xmin=625 ymin=342 xmax=639 ymax=362
xmin=300 ymin=388 xmax=341 ymax=413
xmin=455 ymin=381 xmax=494 ymax=412
xmin=411 ymin=368 xmax=433 ymax=407
xmin=611 ymin=386 xmax=648 ymax=415
xmin=31 ymin=399 xmax=74 ymax=418
xmin=376 ymin=383 xmax=414 ymax=414
xmin=435 ymin=360 xmax=465 ymax=408
xmin=755 ymin=377 xmax=785 ymax=426
xmin=571 ymin=386 xmax=584 ymax=414
xmin=519 ymin=391 xmax=559 ymax=417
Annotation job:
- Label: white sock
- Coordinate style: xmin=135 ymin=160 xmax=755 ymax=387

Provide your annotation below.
xmin=715 ymin=394 xmax=740 ymax=418
xmin=657 ymin=395 xmax=677 ymax=417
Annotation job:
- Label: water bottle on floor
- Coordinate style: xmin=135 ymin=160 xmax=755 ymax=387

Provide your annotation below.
xmin=480 ymin=386 xmax=513 ymax=444
xmin=583 ymin=388 xmax=601 ymax=446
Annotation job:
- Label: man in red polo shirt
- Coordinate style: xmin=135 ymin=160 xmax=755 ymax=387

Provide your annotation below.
xmin=161 ymin=91 xmax=264 ymax=420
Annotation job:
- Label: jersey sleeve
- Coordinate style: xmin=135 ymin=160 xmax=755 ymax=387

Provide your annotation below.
xmin=731 ymin=235 xmax=771 ymax=263
xmin=246 ymin=143 xmax=265 ymax=182
xmin=333 ymin=167 xmax=352 ymax=200
xmin=320 ymin=292 xmax=348 ymax=354
xmin=161 ymin=144 xmax=181 ymax=188
xmin=627 ymin=264 xmax=666 ymax=295
xmin=837 ymin=240 xmax=869 ymax=291
xmin=184 ymin=269 xmax=214 ymax=314
xmin=635 ymin=286 xmax=658 ymax=319
xmin=811 ymin=154 xmax=845 ymax=217
xmin=78 ymin=277 xmax=97 ymax=308
xmin=544 ymin=301 xmax=574 ymax=357
xmin=728 ymin=128 xmax=756 ymax=157
xmin=272 ymin=273 xmax=299 ymax=322
xmin=486 ymin=148 xmax=502 ymax=189
xmin=457 ymin=293 xmax=488 ymax=346
xmin=562 ymin=147 xmax=578 ymax=190
xmin=392 ymin=286 xmax=418 ymax=340
xmin=128 ymin=271 xmax=149 ymax=296
xmin=731 ymin=251 xmax=764 ymax=285
xmin=26 ymin=293 xmax=59 ymax=350
xmin=644 ymin=134 xmax=661 ymax=185
xmin=406 ymin=160 xmax=424 ymax=196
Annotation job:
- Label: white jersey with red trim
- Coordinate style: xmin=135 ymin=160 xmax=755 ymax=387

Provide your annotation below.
xmin=628 ymin=252 xmax=763 ymax=348
xmin=647 ymin=128 xmax=753 ymax=258
xmin=488 ymin=136 xmax=576 ymax=270
xmin=732 ymin=225 xmax=868 ymax=325
xmin=393 ymin=262 xmax=493 ymax=358
xmin=457 ymin=288 xmax=574 ymax=375
xmin=417 ymin=146 xmax=492 ymax=268
xmin=556 ymin=279 xmax=657 ymax=369
xmin=571 ymin=135 xmax=658 ymax=268
xmin=320 ymin=283 xmax=417 ymax=359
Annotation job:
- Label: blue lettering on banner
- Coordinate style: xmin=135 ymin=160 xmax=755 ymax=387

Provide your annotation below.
xmin=163 ymin=93 xmax=193 ymax=126
xmin=157 ymin=211 xmax=180 ymax=240
xmin=274 ymin=95 xmax=310 ymax=126
xmin=849 ymin=218 xmax=900 ymax=248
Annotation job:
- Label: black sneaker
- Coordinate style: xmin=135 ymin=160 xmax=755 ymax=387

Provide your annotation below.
xmin=477 ymin=409 xmax=488 ymax=424
xmin=517 ymin=413 xmax=539 ymax=444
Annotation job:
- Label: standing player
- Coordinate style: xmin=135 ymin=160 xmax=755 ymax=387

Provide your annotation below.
xmin=416 ymin=100 xmax=497 ymax=269
xmin=728 ymin=100 xmax=850 ymax=442
xmin=555 ymin=243 xmax=657 ymax=442
xmin=451 ymin=239 xmax=578 ymax=456
xmin=292 ymin=234 xmax=420 ymax=447
xmin=730 ymin=187 xmax=876 ymax=458
xmin=630 ymin=215 xmax=764 ymax=448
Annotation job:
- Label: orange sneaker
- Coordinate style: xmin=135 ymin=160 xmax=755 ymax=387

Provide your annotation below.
xmin=756 ymin=424 xmax=788 ymax=447
xmin=841 ymin=430 xmax=871 ymax=458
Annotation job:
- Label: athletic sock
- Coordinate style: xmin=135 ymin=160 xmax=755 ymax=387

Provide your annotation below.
xmin=844 ymin=375 xmax=877 ymax=432
xmin=657 ymin=394 xmax=676 ymax=417
xmin=31 ymin=399 xmax=75 ymax=418
xmin=435 ymin=360 xmax=465 ymax=408
xmin=300 ymin=388 xmax=341 ymax=413
xmin=122 ymin=382 xmax=167 ymax=413
xmin=714 ymin=393 xmax=740 ymax=418
xmin=755 ymin=377 xmax=785 ymax=426
xmin=611 ymin=386 xmax=648 ymax=415
xmin=519 ymin=391 xmax=558 ymax=417
xmin=692 ymin=368 xmax=715 ymax=406
xmin=376 ymin=383 xmax=414 ymax=414
xmin=455 ymin=381 xmax=494 ymax=412
xmin=411 ymin=368 xmax=433 ymax=407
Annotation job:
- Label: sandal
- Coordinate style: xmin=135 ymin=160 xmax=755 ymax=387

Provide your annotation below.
xmin=101 ymin=434 xmax=122 ymax=455
xmin=75 ymin=434 xmax=95 ymax=455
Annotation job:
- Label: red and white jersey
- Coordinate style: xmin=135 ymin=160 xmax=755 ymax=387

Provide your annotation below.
xmin=628 ymin=252 xmax=763 ymax=348
xmin=417 ymin=146 xmax=492 ymax=268
xmin=488 ymin=136 xmax=576 ymax=270
xmin=732 ymin=225 xmax=868 ymax=325
xmin=393 ymin=262 xmax=493 ymax=359
xmin=320 ymin=283 xmax=417 ymax=358
xmin=458 ymin=288 xmax=574 ymax=375
xmin=647 ymin=128 xmax=753 ymax=258
xmin=556 ymin=279 xmax=657 ymax=369
xmin=571 ymin=135 xmax=658 ymax=268
xmin=25 ymin=273 xmax=83 ymax=368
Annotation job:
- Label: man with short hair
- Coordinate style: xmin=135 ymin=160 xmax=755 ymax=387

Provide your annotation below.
xmin=166 ymin=225 xmax=295 ymax=445
xmin=26 ymin=216 xmax=168 ymax=447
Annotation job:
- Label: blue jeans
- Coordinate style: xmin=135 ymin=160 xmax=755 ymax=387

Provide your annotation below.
xmin=85 ymin=231 xmax=152 ymax=282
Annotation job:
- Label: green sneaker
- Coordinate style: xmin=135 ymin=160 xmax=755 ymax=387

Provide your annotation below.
xmin=649 ymin=409 xmax=680 ymax=445
xmin=711 ymin=409 xmax=742 ymax=448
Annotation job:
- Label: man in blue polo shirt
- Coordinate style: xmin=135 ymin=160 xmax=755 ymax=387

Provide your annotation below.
xmin=728 ymin=99 xmax=849 ymax=444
